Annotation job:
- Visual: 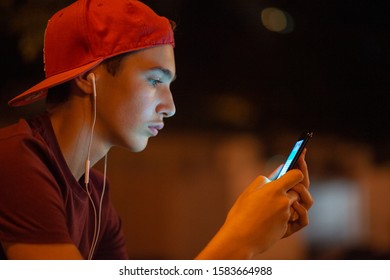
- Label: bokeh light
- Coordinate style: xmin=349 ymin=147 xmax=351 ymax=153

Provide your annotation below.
xmin=261 ymin=7 xmax=294 ymax=33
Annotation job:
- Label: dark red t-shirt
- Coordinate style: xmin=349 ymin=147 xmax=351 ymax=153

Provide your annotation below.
xmin=0 ymin=113 xmax=128 ymax=259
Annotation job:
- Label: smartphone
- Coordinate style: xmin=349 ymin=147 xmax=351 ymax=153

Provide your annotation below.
xmin=275 ymin=131 xmax=313 ymax=180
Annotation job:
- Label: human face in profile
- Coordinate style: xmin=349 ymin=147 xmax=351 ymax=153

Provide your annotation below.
xmin=93 ymin=45 xmax=176 ymax=152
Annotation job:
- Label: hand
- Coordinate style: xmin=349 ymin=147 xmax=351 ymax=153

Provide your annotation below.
xmin=196 ymin=170 xmax=307 ymax=259
xmin=283 ymin=149 xmax=314 ymax=237
xmin=268 ymin=149 xmax=313 ymax=224
xmin=196 ymin=150 xmax=313 ymax=260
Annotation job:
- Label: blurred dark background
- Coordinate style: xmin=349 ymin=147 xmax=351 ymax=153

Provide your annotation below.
xmin=1 ymin=0 xmax=389 ymax=162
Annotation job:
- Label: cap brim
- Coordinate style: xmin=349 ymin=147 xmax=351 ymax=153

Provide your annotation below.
xmin=8 ymin=59 xmax=103 ymax=107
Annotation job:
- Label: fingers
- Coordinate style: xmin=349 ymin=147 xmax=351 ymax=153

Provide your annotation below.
xmin=275 ymin=169 xmax=304 ymax=192
xmin=283 ymin=201 xmax=310 ymax=238
xmin=290 ymin=183 xmax=314 ymax=210
xmin=289 ymin=207 xmax=299 ymax=222
xmin=287 ymin=189 xmax=299 ymax=201
xmin=286 ymin=183 xmax=314 ymax=225
xmin=291 ymin=201 xmax=309 ymax=227
xmin=297 ymin=148 xmax=310 ymax=189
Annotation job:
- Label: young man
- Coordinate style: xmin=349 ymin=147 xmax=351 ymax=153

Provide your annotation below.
xmin=0 ymin=0 xmax=313 ymax=260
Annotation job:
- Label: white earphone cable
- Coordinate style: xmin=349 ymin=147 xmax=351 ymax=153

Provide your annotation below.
xmin=85 ymin=73 xmax=97 ymax=185
xmin=88 ymin=154 xmax=107 ymax=260
xmin=84 ymin=73 xmax=106 ymax=260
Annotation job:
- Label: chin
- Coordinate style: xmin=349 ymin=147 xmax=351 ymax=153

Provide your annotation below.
xmin=129 ymin=139 xmax=149 ymax=153
xmin=132 ymin=146 xmax=147 ymax=153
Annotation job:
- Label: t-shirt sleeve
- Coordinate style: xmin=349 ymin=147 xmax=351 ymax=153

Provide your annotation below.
xmin=0 ymin=131 xmax=72 ymax=245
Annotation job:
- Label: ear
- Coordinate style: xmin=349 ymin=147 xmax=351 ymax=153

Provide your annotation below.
xmin=74 ymin=72 xmax=95 ymax=95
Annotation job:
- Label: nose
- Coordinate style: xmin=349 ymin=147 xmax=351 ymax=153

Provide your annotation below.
xmin=157 ymin=87 xmax=176 ymax=118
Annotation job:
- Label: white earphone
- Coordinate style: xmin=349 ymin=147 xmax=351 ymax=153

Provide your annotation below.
xmin=85 ymin=72 xmax=97 ymax=185
xmin=87 ymin=72 xmax=97 ymax=98
xmin=84 ymin=72 xmax=105 ymax=260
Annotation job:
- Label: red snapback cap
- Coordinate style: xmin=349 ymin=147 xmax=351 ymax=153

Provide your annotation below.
xmin=8 ymin=0 xmax=175 ymax=107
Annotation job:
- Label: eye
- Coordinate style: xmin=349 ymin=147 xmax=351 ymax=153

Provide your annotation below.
xmin=148 ymin=77 xmax=162 ymax=87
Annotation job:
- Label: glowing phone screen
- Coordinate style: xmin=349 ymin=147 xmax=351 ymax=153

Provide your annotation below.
xmin=276 ymin=139 xmax=304 ymax=179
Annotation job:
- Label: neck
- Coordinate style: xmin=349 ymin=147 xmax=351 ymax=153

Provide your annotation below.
xmin=48 ymin=95 xmax=110 ymax=181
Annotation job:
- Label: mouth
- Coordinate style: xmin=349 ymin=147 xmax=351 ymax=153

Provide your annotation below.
xmin=148 ymin=123 xmax=164 ymax=136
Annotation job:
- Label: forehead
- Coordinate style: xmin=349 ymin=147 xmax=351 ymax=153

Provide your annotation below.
xmin=123 ymin=45 xmax=175 ymax=72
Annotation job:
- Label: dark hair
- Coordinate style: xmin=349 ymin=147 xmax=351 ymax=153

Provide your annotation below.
xmin=101 ymin=52 xmax=130 ymax=76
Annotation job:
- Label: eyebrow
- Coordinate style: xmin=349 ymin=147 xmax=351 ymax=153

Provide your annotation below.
xmin=149 ymin=67 xmax=177 ymax=82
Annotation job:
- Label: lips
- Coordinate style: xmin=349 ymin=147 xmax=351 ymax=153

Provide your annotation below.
xmin=148 ymin=123 xmax=164 ymax=136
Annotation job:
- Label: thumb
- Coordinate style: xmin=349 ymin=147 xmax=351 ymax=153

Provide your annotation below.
xmin=275 ymin=169 xmax=304 ymax=192
xmin=246 ymin=175 xmax=271 ymax=193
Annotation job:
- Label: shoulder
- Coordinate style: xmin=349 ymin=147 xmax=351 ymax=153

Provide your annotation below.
xmin=0 ymin=119 xmax=33 ymax=140
xmin=0 ymin=119 xmax=38 ymax=162
xmin=0 ymin=118 xmax=55 ymax=186
xmin=0 ymin=119 xmax=47 ymax=162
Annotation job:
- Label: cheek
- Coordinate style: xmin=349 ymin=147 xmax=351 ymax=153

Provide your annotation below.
xmin=96 ymin=74 xmax=155 ymax=130
xmin=114 ymin=89 xmax=154 ymax=126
